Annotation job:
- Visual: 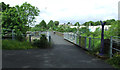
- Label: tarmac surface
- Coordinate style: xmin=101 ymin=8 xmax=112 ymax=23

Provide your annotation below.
xmin=2 ymin=32 xmax=114 ymax=68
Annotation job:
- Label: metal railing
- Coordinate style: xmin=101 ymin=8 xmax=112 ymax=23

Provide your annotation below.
xmin=2 ymin=29 xmax=15 ymax=40
xmin=26 ymin=31 xmax=51 ymax=43
xmin=64 ymin=32 xmax=120 ymax=58
xmin=2 ymin=30 xmax=51 ymax=43
xmin=64 ymin=32 xmax=101 ymax=51
xmin=110 ymin=36 xmax=120 ymax=58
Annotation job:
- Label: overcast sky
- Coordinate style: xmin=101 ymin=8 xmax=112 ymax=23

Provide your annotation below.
xmin=0 ymin=0 xmax=120 ymax=25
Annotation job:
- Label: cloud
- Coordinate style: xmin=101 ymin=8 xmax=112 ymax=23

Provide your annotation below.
xmin=0 ymin=0 xmax=119 ymax=25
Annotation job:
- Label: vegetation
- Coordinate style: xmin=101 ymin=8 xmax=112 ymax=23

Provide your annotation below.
xmin=82 ymin=19 xmax=115 ymax=26
xmin=1 ymin=2 xmax=40 ymax=40
xmin=74 ymin=22 xmax=80 ymax=26
xmin=32 ymin=34 xmax=51 ymax=48
xmin=47 ymin=20 xmax=54 ymax=29
xmin=106 ymin=56 xmax=120 ymax=68
xmin=31 ymin=20 xmax=47 ymax=31
xmin=2 ymin=40 xmax=36 ymax=50
xmin=1 ymin=2 xmax=120 ymax=68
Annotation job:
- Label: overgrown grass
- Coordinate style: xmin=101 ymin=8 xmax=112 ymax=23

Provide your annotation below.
xmin=2 ymin=39 xmax=37 ymax=50
xmin=106 ymin=56 xmax=120 ymax=68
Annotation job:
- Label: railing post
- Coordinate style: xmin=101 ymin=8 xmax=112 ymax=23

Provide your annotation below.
xmin=29 ymin=34 xmax=31 ymax=43
xmin=85 ymin=36 xmax=87 ymax=49
xmin=64 ymin=33 xmax=66 ymax=39
xmin=79 ymin=35 xmax=81 ymax=46
xmin=75 ymin=34 xmax=77 ymax=44
xmin=39 ymin=31 xmax=41 ymax=36
xmin=69 ymin=33 xmax=71 ymax=41
xmin=70 ymin=33 xmax=71 ymax=41
xmin=89 ymin=37 xmax=91 ymax=50
xmin=64 ymin=33 xmax=65 ymax=39
xmin=49 ymin=35 xmax=51 ymax=42
xmin=12 ymin=30 xmax=15 ymax=40
xmin=68 ymin=33 xmax=69 ymax=40
xmin=72 ymin=33 xmax=74 ymax=42
xmin=71 ymin=34 xmax=73 ymax=42
xmin=66 ymin=33 xmax=67 ymax=39
xmin=110 ymin=36 xmax=113 ymax=58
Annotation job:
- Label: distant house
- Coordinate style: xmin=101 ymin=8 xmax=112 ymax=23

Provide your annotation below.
xmin=69 ymin=25 xmax=111 ymax=32
xmin=88 ymin=25 xmax=111 ymax=32
xmin=59 ymin=23 xmax=65 ymax=26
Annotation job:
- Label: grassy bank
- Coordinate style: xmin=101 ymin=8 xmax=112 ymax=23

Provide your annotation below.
xmin=2 ymin=40 xmax=37 ymax=50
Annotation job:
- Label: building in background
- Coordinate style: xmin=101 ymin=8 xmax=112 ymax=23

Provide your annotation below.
xmin=70 ymin=25 xmax=111 ymax=32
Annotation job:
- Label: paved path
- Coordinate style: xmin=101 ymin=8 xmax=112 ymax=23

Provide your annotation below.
xmin=3 ymin=32 xmax=113 ymax=68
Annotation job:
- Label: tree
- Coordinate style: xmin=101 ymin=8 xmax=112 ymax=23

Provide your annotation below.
xmin=104 ymin=19 xmax=115 ymax=25
xmin=79 ymin=27 xmax=89 ymax=33
xmin=1 ymin=2 xmax=40 ymax=34
xmin=74 ymin=22 xmax=80 ymax=26
xmin=54 ymin=21 xmax=59 ymax=26
xmin=82 ymin=22 xmax=89 ymax=26
xmin=47 ymin=20 xmax=54 ymax=29
xmin=107 ymin=20 xmax=120 ymax=37
xmin=0 ymin=2 xmax=10 ymax=12
xmin=94 ymin=21 xmax=101 ymax=26
xmin=39 ymin=20 xmax=47 ymax=29
xmin=67 ymin=22 xmax=71 ymax=25
xmin=82 ymin=21 xmax=94 ymax=26
xmin=17 ymin=2 xmax=40 ymax=27
xmin=117 ymin=20 xmax=120 ymax=36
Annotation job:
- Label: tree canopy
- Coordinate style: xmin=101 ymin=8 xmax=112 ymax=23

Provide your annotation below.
xmin=1 ymin=2 xmax=40 ymax=34
xmin=82 ymin=19 xmax=116 ymax=26
xmin=54 ymin=21 xmax=59 ymax=26
xmin=74 ymin=22 xmax=80 ymax=26
xmin=39 ymin=20 xmax=47 ymax=28
xmin=47 ymin=20 xmax=54 ymax=29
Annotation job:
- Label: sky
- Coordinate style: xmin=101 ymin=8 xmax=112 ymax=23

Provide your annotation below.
xmin=0 ymin=0 xmax=120 ymax=25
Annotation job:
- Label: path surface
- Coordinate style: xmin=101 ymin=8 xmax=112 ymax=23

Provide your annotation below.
xmin=3 ymin=32 xmax=113 ymax=68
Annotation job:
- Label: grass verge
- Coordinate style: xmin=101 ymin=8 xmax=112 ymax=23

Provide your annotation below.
xmin=2 ymin=39 xmax=37 ymax=50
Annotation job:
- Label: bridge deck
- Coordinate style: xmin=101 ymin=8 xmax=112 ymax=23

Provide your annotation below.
xmin=2 ymin=32 xmax=113 ymax=68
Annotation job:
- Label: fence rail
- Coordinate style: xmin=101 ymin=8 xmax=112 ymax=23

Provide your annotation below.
xmin=2 ymin=30 xmax=51 ymax=43
xmin=64 ymin=32 xmax=120 ymax=58
xmin=64 ymin=32 xmax=101 ymax=51
xmin=110 ymin=36 xmax=120 ymax=58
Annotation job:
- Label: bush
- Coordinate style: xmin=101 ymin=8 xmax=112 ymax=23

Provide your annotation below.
xmin=2 ymin=40 xmax=35 ymax=50
xmin=32 ymin=34 xmax=51 ymax=48
xmin=15 ymin=34 xmax=26 ymax=41
xmin=106 ymin=55 xmax=120 ymax=68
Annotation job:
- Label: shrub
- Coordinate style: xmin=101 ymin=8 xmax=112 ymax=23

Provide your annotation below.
xmin=32 ymin=34 xmax=51 ymax=48
xmin=106 ymin=55 xmax=120 ymax=68
xmin=15 ymin=34 xmax=26 ymax=41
